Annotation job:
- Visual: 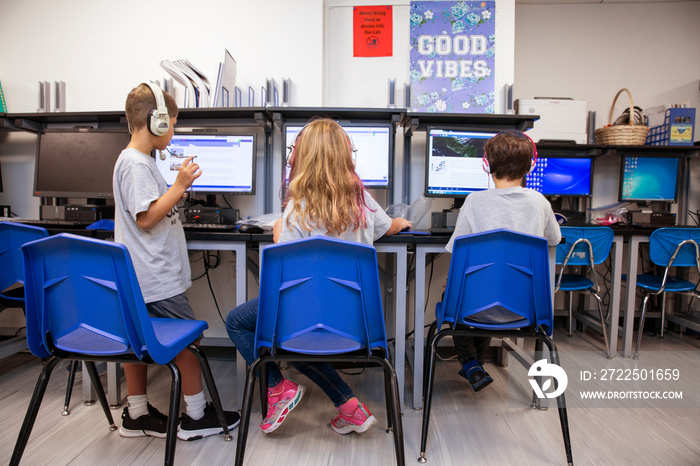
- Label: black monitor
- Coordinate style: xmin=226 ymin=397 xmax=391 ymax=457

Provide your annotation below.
xmin=424 ymin=127 xmax=497 ymax=198
xmin=619 ymin=155 xmax=680 ymax=203
xmin=156 ymin=133 xmax=256 ymax=194
xmin=524 ymin=157 xmax=593 ymax=197
xmin=283 ymin=122 xmax=392 ymax=188
xmin=33 ymin=130 xmax=130 ymax=199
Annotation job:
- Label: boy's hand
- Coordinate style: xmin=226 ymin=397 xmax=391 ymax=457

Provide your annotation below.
xmin=174 ymin=156 xmax=202 ymax=191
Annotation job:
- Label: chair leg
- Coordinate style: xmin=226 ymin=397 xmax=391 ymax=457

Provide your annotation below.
xmin=10 ymin=357 xmax=61 ymax=466
xmin=376 ymin=356 xmax=405 ymax=466
xmin=531 ymin=338 xmax=546 ymax=410
xmin=236 ymin=359 xmax=262 ymax=466
xmin=382 ymin=360 xmax=394 ymax=433
xmin=634 ymin=295 xmax=651 ymax=360
xmin=259 ymin=361 xmax=268 ymax=419
xmin=164 ymin=361 xmax=182 ymax=466
xmin=62 ymin=360 xmax=79 ymax=416
xmin=568 ymin=292 xmax=574 ymax=337
xmin=660 ymin=292 xmax=666 ymax=339
xmin=418 ymin=331 xmax=444 ymax=463
xmin=592 ymin=292 xmax=612 ymax=359
xmin=422 ymin=322 xmax=438 ymax=401
xmin=538 ymin=335 xmax=574 ymax=466
xmin=83 ymin=361 xmax=117 ymax=429
xmin=186 ymin=344 xmax=232 ymax=441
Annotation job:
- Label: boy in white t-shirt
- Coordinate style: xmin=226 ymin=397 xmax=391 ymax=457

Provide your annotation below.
xmin=445 ymin=130 xmax=561 ymax=391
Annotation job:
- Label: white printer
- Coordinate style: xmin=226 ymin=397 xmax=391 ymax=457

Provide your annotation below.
xmin=515 ymin=98 xmax=588 ymax=144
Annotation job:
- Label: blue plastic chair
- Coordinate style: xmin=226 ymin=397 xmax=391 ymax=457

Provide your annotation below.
xmin=634 ymin=228 xmax=700 ymax=359
xmin=556 ymin=226 xmax=614 ymax=359
xmin=235 ymin=236 xmax=405 ymax=466
xmin=420 ymin=229 xmax=572 ymax=465
xmin=11 ymin=233 xmax=232 ymax=466
xmin=0 ymin=222 xmax=49 ymax=303
xmin=0 ymin=222 xmax=49 ymax=359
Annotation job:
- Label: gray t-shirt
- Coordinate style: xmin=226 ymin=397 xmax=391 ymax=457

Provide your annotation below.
xmin=112 ymin=148 xmax=191 ymax=303
xmin=445 ymin=187 xmax=561 ymax=253
xmin=278 ymin=190 xmax=392 ymax=245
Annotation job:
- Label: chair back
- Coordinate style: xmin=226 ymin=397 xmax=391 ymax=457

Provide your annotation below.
xmin=255 ymin=236 xmax=386 ymax=358
xmin=557 ymin=226 xmax=614 ymax=267
xmin=440 ymin=229 xmax=554 ymax=335
xmin=0 ymin=222 xmax=49 ymax=301
xmin=21 ymin=233 xmax=195 ymax=364
xmin=649 ymin=228 xmax=700 ymax=270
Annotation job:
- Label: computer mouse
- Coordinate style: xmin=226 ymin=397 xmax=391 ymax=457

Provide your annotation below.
xmin=237 ymin=224 xmax=264 ymax=234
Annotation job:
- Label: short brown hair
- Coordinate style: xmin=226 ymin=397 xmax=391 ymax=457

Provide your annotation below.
xmin=125 ymin=83 xmax=179 ymax=132
xmin=483 ymin=131 xmax=534 ymax=181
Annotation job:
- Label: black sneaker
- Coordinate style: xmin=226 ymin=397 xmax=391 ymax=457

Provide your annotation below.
xmin=177 ymin=402 xmax=240 ymax=441
xmin=119 ymin=403 xmax=168 ymax=438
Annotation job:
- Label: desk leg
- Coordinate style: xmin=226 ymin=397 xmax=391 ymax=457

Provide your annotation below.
xmin=376 ymin=244 xmax=407 ymax=409
xmin=622 ymin=236 xmax=643 ymax=357
xmin=188 ymin=241 xmax=248 ymax=409
xmin=607 ymin=237 xmax=624 ymax=358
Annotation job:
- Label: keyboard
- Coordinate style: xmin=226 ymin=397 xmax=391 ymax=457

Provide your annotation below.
xmin=428 ymin=227 xmax=455 ymax=235
xmin=182 ymin=223 xmax=236 ymax=231
xmin=9 ymin=219 xmax=92 ymax=228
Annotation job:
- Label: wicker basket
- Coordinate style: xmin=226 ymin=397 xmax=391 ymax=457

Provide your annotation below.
xmin=595 ymin=88 xmax=649 ymax=145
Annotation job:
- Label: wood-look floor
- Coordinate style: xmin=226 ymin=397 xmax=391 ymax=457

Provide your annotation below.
xmin=2 ymin=327 xmax=700 ymax=466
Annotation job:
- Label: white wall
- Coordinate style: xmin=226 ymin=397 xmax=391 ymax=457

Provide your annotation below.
xmin=515 ymin=1 xmax=700 ymax=211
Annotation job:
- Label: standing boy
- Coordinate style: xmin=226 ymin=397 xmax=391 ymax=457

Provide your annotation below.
xmin=445 ymin=130 xmax=561 ymax=391
xmin=113 ymin=82 xmax=239 ymax=439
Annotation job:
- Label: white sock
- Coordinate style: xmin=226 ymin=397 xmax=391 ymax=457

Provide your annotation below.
xmin=184 ymin=392 xmax=206 ymax=421
xmin=127 ymin=394 xmax=148 ymax=419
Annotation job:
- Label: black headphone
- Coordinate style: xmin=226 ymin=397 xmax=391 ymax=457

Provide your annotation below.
xmin=145 ymin=82 xmax=170 ymax=137
xmin=482 ymin=129 xmax=538 ymax=175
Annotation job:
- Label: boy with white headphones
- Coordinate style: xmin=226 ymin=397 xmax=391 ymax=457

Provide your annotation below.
xmin=444 ymin=130 xmax=561 ymax=391
xmin=113 ymin=82 xmax=240 ymax=439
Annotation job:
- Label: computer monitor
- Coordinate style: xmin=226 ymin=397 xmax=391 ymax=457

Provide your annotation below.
xmin=524 ymin=157 xmax=593 ymax=197
xmin=156 ymin=133 xmax=256 ymax=194
xmin=33 ymin=130 xmax=130 ymax=199
xmin=424 ymin=128 xmax=497 ymax=198
xmin=619 ymin=155 xmax=680 ymax=203
xmin=283 ymin=122 xmax=392 ymax=188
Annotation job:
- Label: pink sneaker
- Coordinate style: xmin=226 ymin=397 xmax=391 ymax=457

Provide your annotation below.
xmin=260 ymin=379 xmax=305 ymax=433
xmin=330 ymin=401 xmax=377 ymax=434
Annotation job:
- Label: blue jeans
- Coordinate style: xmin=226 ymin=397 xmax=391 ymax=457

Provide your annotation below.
xmin=225 ymin=297 xmax=355 ymax=407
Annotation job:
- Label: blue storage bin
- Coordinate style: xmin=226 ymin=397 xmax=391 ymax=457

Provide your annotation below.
xmin=646 ymin=108 xmax=695 ymax=146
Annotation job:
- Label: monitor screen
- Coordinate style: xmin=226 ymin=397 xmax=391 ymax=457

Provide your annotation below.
xmin=524 ymin=157 xmax=593 ymax=197
xmin=157 ymin=133 xmax=256 ymax=194
xmin=284 ymin=123 xmax=392 ymax=188
xmin=620 ymin=156 xmax=680 ymax=203
xmin=34 ymin=130 xmax=130 ymax=198
xmin=425 ymin=128 xmax=496 ymax=197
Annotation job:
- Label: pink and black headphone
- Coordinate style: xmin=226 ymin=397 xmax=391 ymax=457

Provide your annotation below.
xmin=482 ymin=129 xmax=538 ymax=175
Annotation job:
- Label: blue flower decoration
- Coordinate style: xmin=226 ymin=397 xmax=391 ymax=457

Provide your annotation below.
xmin=452 ymin=20 xmax=465 ymax=34
xmin=466 ymin=12 xmax=481 ymax=25
xmin=410 ymin=13 xmax=424 ymax=27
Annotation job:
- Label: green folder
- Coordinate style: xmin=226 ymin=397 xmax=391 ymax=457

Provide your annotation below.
xmin=0 ymin=80 xmax=6 ymax=112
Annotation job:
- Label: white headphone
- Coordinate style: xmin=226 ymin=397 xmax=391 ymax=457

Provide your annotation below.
xmin=482 ymin=130 xmax=538 ymax=175
xmin=145 ymin=82 xmax=170 ymax=137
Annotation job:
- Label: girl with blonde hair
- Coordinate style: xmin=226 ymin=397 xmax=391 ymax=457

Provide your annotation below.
xmin=227 ymin=118 xmax=410 ymax=435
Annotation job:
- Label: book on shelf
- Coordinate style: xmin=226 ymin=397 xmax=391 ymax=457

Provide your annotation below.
xmin=0 ymin=80 xmax=6 ymax=112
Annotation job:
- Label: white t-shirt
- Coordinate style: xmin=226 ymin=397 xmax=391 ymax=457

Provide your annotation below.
xmin=445 ymin=187 xmax=561 ymax=253
xmin=112 ymin=148 xmax=191 ymax=303
xmin=278 ymin=190 xmax=392 ymax=245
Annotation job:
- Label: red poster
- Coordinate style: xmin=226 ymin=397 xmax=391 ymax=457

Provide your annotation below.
xmin=353 ymin=6 xmax=393 ymax=57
